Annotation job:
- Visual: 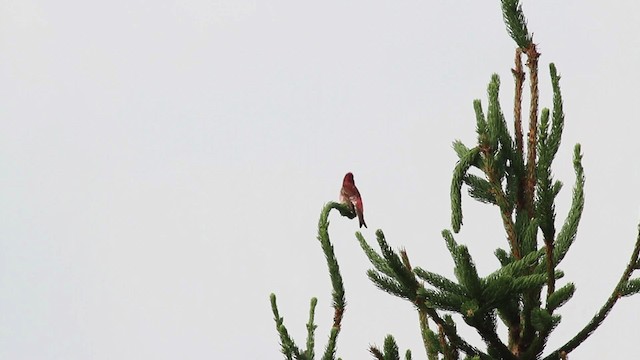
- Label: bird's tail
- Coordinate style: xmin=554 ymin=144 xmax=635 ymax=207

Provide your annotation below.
xmin=358 ymin=215 xmax=367 ymax=228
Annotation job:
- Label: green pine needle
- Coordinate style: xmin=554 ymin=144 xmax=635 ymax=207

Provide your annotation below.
xmin=384 ymin=335 xmax=400 ymax=360
xmin=554 ymin=145 xmax=585 ymax=265
xmin=548 ymin=63 xmax=565 ymax=159
xmin=451 ymin=147 xmax=481 ymax=232
xmin=474 ymin=100 xmax=488 ymax=147
xmin=620 ymin=278 xmax=640 ymax=297
xmin=500 ymin=0 xmax=532 ymax=48
xmin=367 ymin=270 xmax=408 ymax=299
xmin=405 ymin=349 xmax=412 ymax=360
xmin=464 ymin=174 xmax=496 ymax=205
xmin=356 ymin=232 xmax=395 ymax=278
xmin=414 ymin=267 xmax=466 ymax=295
xmin=305 ymin=297 xmax=318 ymax=359
xmin=453 ymin=140 xmax=470 ymax=159
xmin=547 ymin=283 xmax=576 ymax=311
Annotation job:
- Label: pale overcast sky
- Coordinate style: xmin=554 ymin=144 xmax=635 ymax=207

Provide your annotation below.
xmin=1 ymin=1 xmax=639 ymax=359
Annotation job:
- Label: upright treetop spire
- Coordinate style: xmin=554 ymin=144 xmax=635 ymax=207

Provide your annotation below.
xmin=501 ymin=0 xmax=533 ymax=49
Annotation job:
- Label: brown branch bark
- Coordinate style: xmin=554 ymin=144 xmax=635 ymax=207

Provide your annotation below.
xmin=512 ymin=48 xmax=527 ymax=215
xmin=512 ymin=48 xmax=525 ymax=157
xmin=524 ymin=44 xmax=540 ymax=219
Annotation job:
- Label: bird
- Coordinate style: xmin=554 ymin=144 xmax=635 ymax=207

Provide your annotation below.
xmin=340 ymin=172 xmax=367 ymax=228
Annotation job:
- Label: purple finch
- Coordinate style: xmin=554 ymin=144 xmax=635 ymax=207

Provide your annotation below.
xmin=340 ymin=172 xmax=367 ymax=228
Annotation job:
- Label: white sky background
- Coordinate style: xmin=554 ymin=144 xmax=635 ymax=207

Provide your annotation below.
xmin=1 ymin=1 xmax=639 ymax=359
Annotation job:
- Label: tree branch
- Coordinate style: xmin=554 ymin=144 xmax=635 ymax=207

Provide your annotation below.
xmin=543 ymin=224 xmax=640 ymax=359
xmin=524 ymin=43 xmax=540 ymax=219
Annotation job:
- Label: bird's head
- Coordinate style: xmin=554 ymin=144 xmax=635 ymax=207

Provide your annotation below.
xmin=343 ymin=172 xmax=354 ymax=184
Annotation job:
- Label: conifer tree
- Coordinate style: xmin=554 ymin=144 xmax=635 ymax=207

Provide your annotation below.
xmin=270 ymin=2 xmax=640 ymax=359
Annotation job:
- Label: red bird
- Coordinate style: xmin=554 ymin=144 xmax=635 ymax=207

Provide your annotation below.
xmin=340 ymin=172 xmax=367 ymax=228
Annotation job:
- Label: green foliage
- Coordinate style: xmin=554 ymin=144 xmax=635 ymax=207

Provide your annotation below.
xmin=500 ymin=0 xmax=532 ymax=49
xmin=270 ymin=3 xmax=640 ymax=360
xmin=271 ymin=293 xmax=303 ymax=360
xmin=464 ymin=174 xmax=495 ymax=205
xmin=414 ymin=268 xmax=465 ymax=296
xmin=369 ymin=335 xmax=414 ymax=360
xmin=620 ymin=278 xmax=640 ymax=297
xmin=546 ymin=283 xmax=575 ymax=311
xmin=269 ymin=202 xmax=355 ymax=360
xmin=317 ymin=203 xmax=347 ymax=310
xmin=553 ymin=145 xmax=585 ymax=266
xmin=306 ymin=298 xmax=318 ymax=359
xmin=451 ymin=147 xmax=480 ymax=232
